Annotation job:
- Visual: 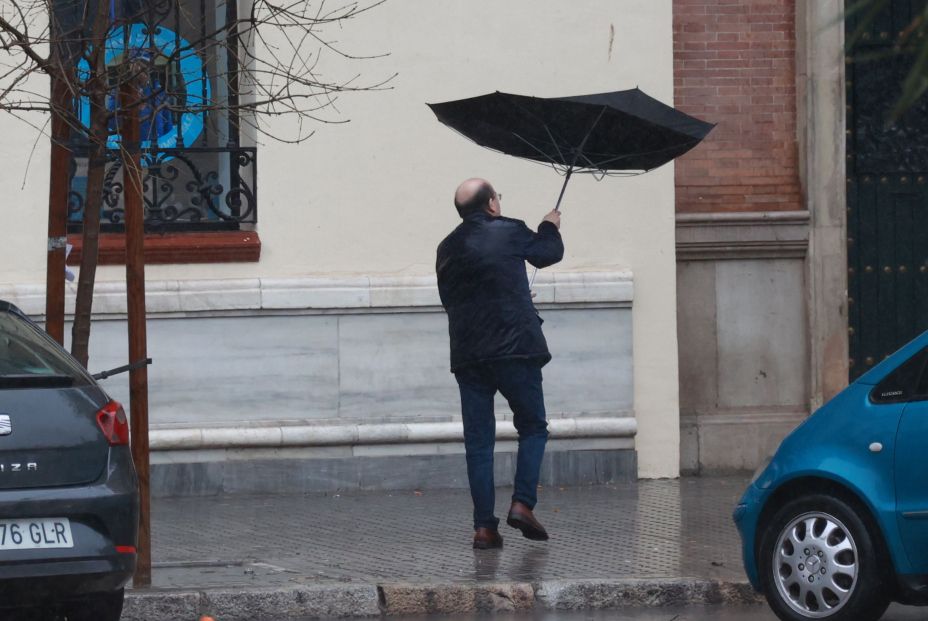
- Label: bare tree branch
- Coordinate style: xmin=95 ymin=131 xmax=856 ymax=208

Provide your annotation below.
xmin=0 ymin=0 xmax=392 ymax=361
xmin=0 ymin=0 xmax=392 ymax=131
xmin=0 ymin=14 xmax=48 ymax=71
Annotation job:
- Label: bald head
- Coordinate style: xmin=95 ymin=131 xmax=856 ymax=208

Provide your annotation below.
xmin=454 ymin=178 xmax=500 ymax=218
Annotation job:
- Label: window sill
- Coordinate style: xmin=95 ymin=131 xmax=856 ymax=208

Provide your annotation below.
xmin=67 ymin=231 xmax=261 ymax=265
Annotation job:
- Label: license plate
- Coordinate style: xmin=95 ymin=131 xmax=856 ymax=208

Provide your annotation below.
xmin=0 ymin=518 xmax=73 ymax=550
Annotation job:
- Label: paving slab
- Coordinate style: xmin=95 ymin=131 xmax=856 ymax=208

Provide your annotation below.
xmin=124 ymin=476 xmax=761 ymax=618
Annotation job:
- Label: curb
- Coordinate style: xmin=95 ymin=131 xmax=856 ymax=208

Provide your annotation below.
xmin=533 ymin=579 xmax=764 ymax=610
xmin=123 ymin=585 xmax=381 ymax=621
xmin=122 ymin=579 xmax=764 ymax=620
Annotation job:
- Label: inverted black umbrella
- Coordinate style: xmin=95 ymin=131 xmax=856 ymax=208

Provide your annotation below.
xmin=427 ymin=88 xmax=715 ymax=212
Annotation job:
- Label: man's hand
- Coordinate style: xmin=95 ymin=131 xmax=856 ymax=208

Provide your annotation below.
xmin=542 ymin=209 xmax=561 ymax=230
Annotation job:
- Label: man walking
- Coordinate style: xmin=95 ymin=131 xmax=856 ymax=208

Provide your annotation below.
xmin=436 ymin=178 xmax=564 ymax=549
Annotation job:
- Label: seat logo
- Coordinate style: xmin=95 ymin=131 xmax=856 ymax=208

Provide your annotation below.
xmin=0 ymin=415 xmax=10 ymax=436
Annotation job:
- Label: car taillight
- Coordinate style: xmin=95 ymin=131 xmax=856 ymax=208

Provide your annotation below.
xmin=96 ymin=401 xmax=129 ymax=446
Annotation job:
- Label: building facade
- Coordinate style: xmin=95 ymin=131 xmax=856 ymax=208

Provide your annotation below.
xmin=674 ymin=0 xmax=922 ymax=473
xmin=4 ymin=0 xmax=897 ymax=487
xmin=0 ymin=1 xmax=679 ymax=494
xmin=674 ymin=0 xmax=819 ymax=472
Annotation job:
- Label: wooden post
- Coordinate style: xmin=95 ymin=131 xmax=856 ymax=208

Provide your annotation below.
xmin=120 ymin=82 xmax=151 ymax=588
xmin=45 ymin=72 xmax=70 ymax=344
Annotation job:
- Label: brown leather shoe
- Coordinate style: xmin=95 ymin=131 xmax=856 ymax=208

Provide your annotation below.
xmin=507 ymin=501 xmax=549 ymax=541
xmin=473 ymin=527 xmax=503 ymax=549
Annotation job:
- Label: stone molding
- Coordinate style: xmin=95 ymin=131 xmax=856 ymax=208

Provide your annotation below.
xmin=675 ymin=211 xmax=810 ymax=261
xmin=679 ymin=410 xmax=808 ymax=427
xmin=150 ymin=417 xmax=637 ymax=451
xmin=0 ymin=271 xmax=634 ymax=318
xmin=680 ymin=409 xmax=807 ymax=473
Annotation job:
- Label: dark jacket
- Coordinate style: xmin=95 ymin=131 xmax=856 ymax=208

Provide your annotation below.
xmin=436 ymin=212 xmax=564 ymax=372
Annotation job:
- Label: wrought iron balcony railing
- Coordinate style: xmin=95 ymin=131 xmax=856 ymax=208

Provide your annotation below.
xmin=67 ymin=146 xmax=257 ymax=233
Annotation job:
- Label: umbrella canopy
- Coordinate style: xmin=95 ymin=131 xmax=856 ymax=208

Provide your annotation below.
xmin=427 ymin=88 xmax=714 ymax=176
xmin=428 ymin=88 xmax=715 ymax=286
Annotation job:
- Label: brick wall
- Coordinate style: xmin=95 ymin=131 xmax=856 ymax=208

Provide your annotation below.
xmin=673 ymin=0 xmax=801 ymax=213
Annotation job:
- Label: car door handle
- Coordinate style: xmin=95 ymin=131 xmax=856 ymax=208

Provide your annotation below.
xmin=869 ymin=442 xmax=883 ymax=453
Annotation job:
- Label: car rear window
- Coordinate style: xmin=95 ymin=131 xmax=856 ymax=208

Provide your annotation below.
xmin=0 ymin=311 xmax=91 ymax=385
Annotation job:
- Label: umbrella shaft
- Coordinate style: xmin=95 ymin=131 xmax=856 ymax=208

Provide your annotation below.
xmin=554 ymin=168 xmax=573 ymax=213
xmin=532 ymin=168 xmax=574 ymax=288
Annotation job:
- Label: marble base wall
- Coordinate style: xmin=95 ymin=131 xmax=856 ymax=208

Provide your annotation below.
xmin=149 ymin=446 xmax=638 ymax=497
xmin=680 ymin=412 xmax=805 ymax=474
xmin=676 ymin=213 xmax=811 ymax=473
xmin=2 ymin=272 xmax=637 ymax=490
xmin=80 ymin=305 xmax=634 ymax=427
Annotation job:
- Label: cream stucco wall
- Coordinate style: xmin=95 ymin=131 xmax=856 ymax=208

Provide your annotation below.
xmin=0 ymin=0 xmax=678 ymax=477
xmin=0 ymin=115 xmax=49 ymax=284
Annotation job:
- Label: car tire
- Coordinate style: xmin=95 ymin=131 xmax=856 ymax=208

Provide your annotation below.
xmin=62 ymin=589 xmax=124 ymax=621
xmin=758 ymin=494 xmax=890 ymax=621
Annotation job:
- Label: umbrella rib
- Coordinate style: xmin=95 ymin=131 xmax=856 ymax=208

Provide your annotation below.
xmin=588 ymin=140 xmax=702 ymax=169
xmin=444 ymin=125 xmax=580 ymax=175
xmin=508 ymin=130 xmax=568 ymax=165
xmin=503 ymin=97 xmax=572 ymax=165
xmin=573 ymin=149 xmax=599 ymax=171
xmin=441 ymin=124 xmax=551 ymax=163
xmin=569 ymin=105 xmax=608 ymax=169
xmin=541 ymin=123 xmax=569 ymax=166
xmin=443 ymin=125 xmax=578 ymax=176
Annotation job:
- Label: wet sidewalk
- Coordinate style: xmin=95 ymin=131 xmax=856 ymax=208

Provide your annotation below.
xmin=124 ymin=476 xmax=763 ymax=619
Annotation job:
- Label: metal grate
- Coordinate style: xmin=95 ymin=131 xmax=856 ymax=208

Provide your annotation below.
xmin=67 ymin=146 xmax=256 ymax=232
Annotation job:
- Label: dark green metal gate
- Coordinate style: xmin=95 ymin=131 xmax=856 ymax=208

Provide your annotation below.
xmin=847 ymin=0 xmax=928 ymax=379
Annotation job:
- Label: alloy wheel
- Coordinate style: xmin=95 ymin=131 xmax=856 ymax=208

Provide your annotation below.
xmin=772 ymin=511 xmax=859 ymax=618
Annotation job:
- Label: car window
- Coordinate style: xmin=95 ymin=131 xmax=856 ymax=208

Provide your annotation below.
xmin=871 ymin=347 xmax=928 ymax=404
xmin=0 ymin=311 xmax=91 ymax=384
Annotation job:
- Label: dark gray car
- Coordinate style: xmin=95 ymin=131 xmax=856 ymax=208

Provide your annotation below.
xmin=0 ymin=301 xmax=138 ymax=620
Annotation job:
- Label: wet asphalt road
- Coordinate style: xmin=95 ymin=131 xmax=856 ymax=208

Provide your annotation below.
xmin=516 ymin=604 xmax=928 ymax=620
xmin=330 ymin=603 xmax=928 ymax=620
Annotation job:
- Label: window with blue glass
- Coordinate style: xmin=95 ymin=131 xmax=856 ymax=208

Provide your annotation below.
xmin=66 ymin=0 xmax=256 ymax=233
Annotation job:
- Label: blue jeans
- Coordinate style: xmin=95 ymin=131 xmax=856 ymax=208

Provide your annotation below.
xmin=455 ymin=359 xmax=549 ymax=531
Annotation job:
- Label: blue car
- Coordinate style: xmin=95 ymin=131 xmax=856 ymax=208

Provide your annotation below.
xmin=735 ymin=331 xmax=928 ymax=621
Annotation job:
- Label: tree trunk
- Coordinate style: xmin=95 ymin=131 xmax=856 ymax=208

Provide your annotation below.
xmin=45 ymin=70 xmax=70 ymax=345
xmin=70 ymin=95 xmax=107 ymax=368
xmin=69 ymin=0 xmax=110 ymax=368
